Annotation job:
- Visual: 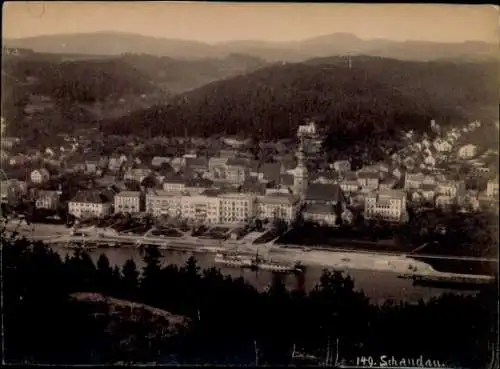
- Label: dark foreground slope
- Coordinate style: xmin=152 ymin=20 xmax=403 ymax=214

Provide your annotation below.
xmin=102 ymin=57 xmax=498 ymax=145
xmin=3 ymin=236 xmax=497 ymax=366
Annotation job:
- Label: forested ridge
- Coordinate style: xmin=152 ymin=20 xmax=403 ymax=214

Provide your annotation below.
xmin=3 ymin=56 xmax=156 ymax=102
xmin=102 ymin=57 xmax=498 ymax=147
xmin=2 ymin=51 xmax=268 ymax=139
xmin=3 ymin=229 xmax=497 ymax=366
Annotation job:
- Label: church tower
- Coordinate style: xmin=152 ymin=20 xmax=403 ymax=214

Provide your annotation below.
xmin=294 ymin=136 xmax=309 ymax=197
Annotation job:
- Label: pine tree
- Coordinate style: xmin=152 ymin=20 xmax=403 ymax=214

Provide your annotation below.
xmin=140 ymin=245 xmax=162 ymax=305
xmin=96 ymin=254 xmax=114 ymax=295
xmin=184 ymin=256 xmax=200 ymax=278
xmin=121 ymin=259 xmax=139 ymax=301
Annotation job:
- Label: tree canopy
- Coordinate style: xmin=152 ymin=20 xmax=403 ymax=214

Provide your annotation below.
xmin=2 ymin=231 xmax=497 ymax=366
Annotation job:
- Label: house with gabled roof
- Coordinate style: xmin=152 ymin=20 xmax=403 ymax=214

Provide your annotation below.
xmin=258 ymin=162 xmax=281 ymax=183
xmin=162 ymin=173 xmax=186 ymax=193
xmin=68 ymin=190 xmax=114 ymax=219
xmin=225 ymin=157 xmax=251 ymax=184
xmin=123 ymin=162 xmax=152 ymax=183
xmin=184 ymin=178 xmax=214 ymax=195
xmin=303 ymin=203 xmax=338 ymax=226
xmin=30 ymin=168 xmax=50 ymax=184
xmin=151 ymin=156 xmax=170 ymax=167
xmin=34 ymin=190 xmax=60 ymax=210
xmin=185 ymin=157 xmax=208 ymax=175
xmin=305 ymin=183 xmax=346 ymax=207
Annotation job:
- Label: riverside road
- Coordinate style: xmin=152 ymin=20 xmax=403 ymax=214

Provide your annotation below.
xmin=9 ymin=223 xmax=497 ymax=264
xmin=4 ymin=222 xmax=491 ymax=304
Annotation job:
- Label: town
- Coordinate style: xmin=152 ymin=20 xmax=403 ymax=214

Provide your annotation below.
xmin=2 ymin=3 xmax=499 ymax=367
xmin=2 ymin=115 xmax=498 ymax=263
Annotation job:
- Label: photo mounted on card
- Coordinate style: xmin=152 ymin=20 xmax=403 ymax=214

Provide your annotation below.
xmin=2 ymin=2 xmax=498 ymax=367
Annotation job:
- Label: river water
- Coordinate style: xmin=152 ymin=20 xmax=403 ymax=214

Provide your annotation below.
xmin=50 ymin=245 xmax=477 ymax=305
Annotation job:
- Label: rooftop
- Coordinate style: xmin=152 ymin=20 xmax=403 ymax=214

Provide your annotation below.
xmin=71 ymin=190 xmax=113 ymax=204
xmin=226 ymin=157 xmax=250 ymax=167
xmin=186 ymin=157 xmax=208 ymax=168
xmin=303 ymin=203 xmax=335 ymax=215
xmin=420 ymin=183 xmax=437 ymax=192
xmin=116 ymin=191 xmax=142 ymax=198
xmin=257 ymin=193 xmax=299 ymax=205
xmin=367 ymin=190 xmax=406 ymax=200
xmin=357 ymin=172 xmax=380 ymax=180
xmin=185 ymin=178 xmax=214 ymax=188
xmin=146 ymin=190 xmax=183 ymax=197
xmin=163 ymin=174 xmax=186 ymax=184
xmin=305 ymin=183 xmax=343 ymax=203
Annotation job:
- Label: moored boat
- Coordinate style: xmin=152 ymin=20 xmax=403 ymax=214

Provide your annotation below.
xmin=399 ymin=271 xmax=495 ymax=288
xmin=249 ymin=253 xmax=305 ymax=274
xmin=214 ymin=252 xmax=252 ymax=268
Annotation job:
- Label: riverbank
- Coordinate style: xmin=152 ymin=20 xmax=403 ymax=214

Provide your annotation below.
xmin=7 ymin=222 xmax=496 ymax=280
xmin=49 ymin=244 xmax=480 ymax=304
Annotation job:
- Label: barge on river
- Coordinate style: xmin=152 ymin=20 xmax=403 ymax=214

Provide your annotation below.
xmin=399 ymin=271 xmax=495 ymax=289
xmin=215 ymin=251 xmax=305 ymax=274
xmin=214 ymin=252 xmax=253 ymax=268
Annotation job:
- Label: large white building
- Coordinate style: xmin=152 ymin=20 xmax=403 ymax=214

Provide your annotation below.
xmin=114 ymin=191 xmax=143 ymax=214
xmin=69 ymin=190 xmax=113 ymax=219
xmin=181 ymin=192 xmax=221 ymax=224
xmin=146 ymin=190 xmax=183 ymax=218
xmin=364 ymin=190 xmax=407 ymax=223
xmin=219 ymin=192 xmax=255 ymax=224
xmin=256 ymin=193 xmax=300 ymax=223
xmin=303 ymin=204 xmax=337 ymax=226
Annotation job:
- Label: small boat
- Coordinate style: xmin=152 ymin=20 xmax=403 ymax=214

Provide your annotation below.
xmin=214 ymin=253 xmax=252 ymax=268
xmin=250 ymin=253 xmax=299 ymax=273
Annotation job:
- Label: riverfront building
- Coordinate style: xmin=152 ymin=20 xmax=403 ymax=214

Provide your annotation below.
xmin=364 ymin=190 xmax=408 ymax=223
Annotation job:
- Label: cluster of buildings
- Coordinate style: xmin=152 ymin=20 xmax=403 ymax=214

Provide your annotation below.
xmin=68 ymin=123 xmax=350 ymax=226
xmin=2 ymin=118 xmax=498 ymax=228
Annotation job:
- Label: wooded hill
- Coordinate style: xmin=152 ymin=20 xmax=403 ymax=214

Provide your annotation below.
xmin=102 ymin=56 xmax=498 ymax=147
xmin=2 ymin=50 xmax=268 ymax=139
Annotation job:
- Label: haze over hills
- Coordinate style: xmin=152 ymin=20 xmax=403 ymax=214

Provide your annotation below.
xmin=4 ymin=31 xmax=499 ymax=62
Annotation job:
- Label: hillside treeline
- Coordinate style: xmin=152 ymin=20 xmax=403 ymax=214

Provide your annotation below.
xmin=103 ymin=58 xmax=498 ymax=140
xmin=3 ymin=57 xmax=155 ymax=103
xmin=3 ymin=231 xmax=497 ymax=366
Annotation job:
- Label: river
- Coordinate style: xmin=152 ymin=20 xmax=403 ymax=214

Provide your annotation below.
xmin=50 ymin=245 xmax=478 ymax=305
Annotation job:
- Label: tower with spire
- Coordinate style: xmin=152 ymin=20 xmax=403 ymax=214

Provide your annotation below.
xmin=294 ymin=135 xmax=309 ymax=198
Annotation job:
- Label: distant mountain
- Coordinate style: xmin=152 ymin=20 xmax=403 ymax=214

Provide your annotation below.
xmin=5 ymin=31 xmax=498 ymax=62
xmin=100 ymin=56 xmax=498 ymax=162
xmin=4 ymin=32 xmax=219 ymax=59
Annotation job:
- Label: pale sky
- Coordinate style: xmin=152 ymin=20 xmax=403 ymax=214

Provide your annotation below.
xmin=2 ymin=2 xmax=499 ymax=44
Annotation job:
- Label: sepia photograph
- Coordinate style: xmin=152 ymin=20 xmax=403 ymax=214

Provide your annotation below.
xmin=1 ymin=2 xmax=499 ymax=367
